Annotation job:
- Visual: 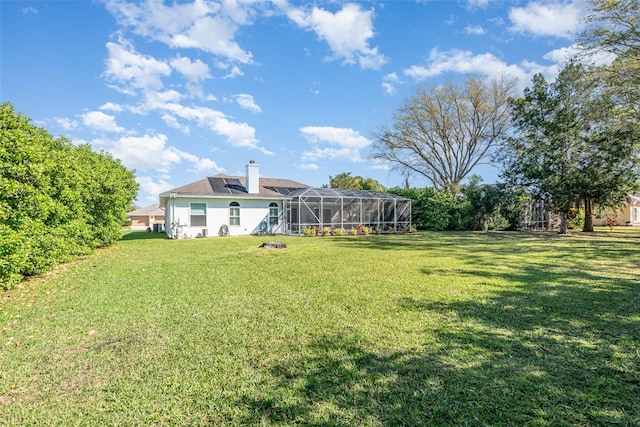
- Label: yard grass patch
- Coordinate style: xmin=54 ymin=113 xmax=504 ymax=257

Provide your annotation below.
xmin=1 ymin=229 xmax=639 ymax=425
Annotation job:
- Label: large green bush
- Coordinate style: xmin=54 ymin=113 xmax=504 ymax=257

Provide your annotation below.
xmin=0 ymin=103 xmax=138 ymax=289
xmin=462 ymin=176 xmax=530 ymax=231
xmin=390 ymin=177 xmax=530 ymax=232
xmin=389 ymin=187 xmax=458 ymax=231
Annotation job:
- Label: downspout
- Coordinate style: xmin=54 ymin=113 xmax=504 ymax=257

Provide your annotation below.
xmin=282 ymin=197 xmax=287 ymax=235
xmin=170 ymin=192 xmax=177 ymax=239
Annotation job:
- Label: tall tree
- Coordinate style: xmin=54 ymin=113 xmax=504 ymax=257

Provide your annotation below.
xmin=329 ymin=172 xmax=361 ymax=189
xmin=578 ymin=0 xmax=640 ymax=122
xmin=329 ymin=172 xmax=385 ymax=191
xmin=500 ymin=63 xmax=638 ymax=234
xmin=371 ymin=75 xmax=516 ymax=192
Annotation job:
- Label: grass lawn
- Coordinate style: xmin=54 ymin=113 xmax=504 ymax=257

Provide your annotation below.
xmin=1 ymin=229 xmax=639 ymax=426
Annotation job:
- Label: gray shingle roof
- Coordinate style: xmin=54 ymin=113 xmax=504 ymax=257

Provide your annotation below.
xmin=127 ymin=204 xmax=164 ymax=216
xmin=160 ymin=174 xmax=310 ymax=198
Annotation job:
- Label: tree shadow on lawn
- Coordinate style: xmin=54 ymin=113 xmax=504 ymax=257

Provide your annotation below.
xmin=119 ymin=231 xmax=167 ymax=241
xmin=336 ymin=230 xmax=640 ymax=257
xmin=234 ymin=261 xmax=639 ymax=426
xmin=331 ymin=231 xmax=519 ymax=254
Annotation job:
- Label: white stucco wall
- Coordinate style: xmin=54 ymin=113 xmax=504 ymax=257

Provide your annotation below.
xmin=163 ymin=196 xmax=284 ymax=238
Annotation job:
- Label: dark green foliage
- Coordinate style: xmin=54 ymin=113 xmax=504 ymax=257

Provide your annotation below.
xmin=0 ymin=103 xmax=138 ymax=289
xmin=391 ymin=178 xmax=530 ymax=231
xmin=500 ymin=63 xmax=639 ymax=233
xmin=462 ymin=176 xmax=530 ymax=231
xmin=389 ymin=187 xmax=458 ymax=231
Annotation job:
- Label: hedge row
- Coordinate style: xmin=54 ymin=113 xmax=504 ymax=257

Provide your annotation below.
xmin=0 ymin=103 xmax=138 ymax=290
xmin=389 ymin=178 xmax=530 ymax=231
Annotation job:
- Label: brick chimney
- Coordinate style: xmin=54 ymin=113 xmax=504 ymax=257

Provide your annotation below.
xmin=246 ymin=160 xmax=259 ymax=194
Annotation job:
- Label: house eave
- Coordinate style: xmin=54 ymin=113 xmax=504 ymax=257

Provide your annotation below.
xmin=159 ymin=192 xmax=287 ymax=207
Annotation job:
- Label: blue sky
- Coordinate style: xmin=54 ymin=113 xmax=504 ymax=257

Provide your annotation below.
xmin=1 ymin=0 xmax=589 ymax=204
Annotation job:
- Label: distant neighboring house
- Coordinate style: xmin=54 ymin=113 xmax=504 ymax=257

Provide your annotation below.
xmin=126 ymin=204 xmax=165 ymax=231
xmin=159 ymin=160 xmax=412 ymax=239
xmin=627 ymin=193 xmax=640 ymax=225
xmin=593 ymin=193 xmax=640 ymax=226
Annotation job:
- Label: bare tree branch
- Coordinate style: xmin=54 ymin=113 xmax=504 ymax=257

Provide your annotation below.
xmin=372 ymin=75 xmax=516 ymax=192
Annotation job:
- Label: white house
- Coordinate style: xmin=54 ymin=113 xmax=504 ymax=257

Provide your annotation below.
xmin=159 ymin=161 xmax=310 ymax=238
xmin=629 ymin=193 xmax=640 ymax=225
xmin=159 ymin=161 xmax=413 ymax=239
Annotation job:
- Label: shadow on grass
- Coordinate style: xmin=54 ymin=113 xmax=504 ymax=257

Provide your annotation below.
xmin=119 ymin=231 xmax=167 ymax=241
xmin=234 ymin=242 xmax=639 ymax=426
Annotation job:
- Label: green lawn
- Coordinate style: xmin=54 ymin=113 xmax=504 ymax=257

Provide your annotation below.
xmin=1 ymin=230 xmax=639 ymax=426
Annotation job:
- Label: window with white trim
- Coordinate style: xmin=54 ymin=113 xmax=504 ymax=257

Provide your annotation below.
xmin=269 ymin=202 xmax=279 ymax=225
xmin=190 ymin=203 xmax=207 ymax=226
xmin=633 ymin=207 xmax=638 ymax=223
xmin=229 ymin=202 xmax=240 ymax=226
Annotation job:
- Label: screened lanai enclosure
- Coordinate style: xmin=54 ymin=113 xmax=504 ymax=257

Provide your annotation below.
xmin=283 ymin=188 xmax=412 ymax=235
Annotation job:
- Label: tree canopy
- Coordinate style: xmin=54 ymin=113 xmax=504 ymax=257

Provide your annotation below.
xmin=579 ymin=0 xmax=640 ymax=122
xmin=0 ymin=102 xmax=138 ymax=289
xmin=328 ymin=172 xmax=386 ymax=191
xmin=372 ymin=75 xmax=516 ymax=193
xmin=500 ymin=63 xmax=638 ymax=233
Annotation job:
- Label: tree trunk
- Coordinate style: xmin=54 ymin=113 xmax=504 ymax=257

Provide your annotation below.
xmin=558 ymin=212 xmax=569 ymax=234
xmin=583 ymin=198 xmax=594 ymax=232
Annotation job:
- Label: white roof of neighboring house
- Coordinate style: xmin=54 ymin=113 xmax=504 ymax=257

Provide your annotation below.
xmin=127 ymin=204 xmax=164 ymax=217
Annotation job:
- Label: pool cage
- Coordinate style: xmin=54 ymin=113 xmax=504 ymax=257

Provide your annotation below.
xmin=283 ymin=188 xmax=412 ymax=235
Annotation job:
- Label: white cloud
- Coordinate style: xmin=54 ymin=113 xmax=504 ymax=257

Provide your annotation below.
xmin=370 ymin=159 xmax=389 ymax=171
xmin=403 ymin=48 xmax=561 ymax=90
xmin=234 ymin=94 xmax=261 ymax=113
xmin=99 ymin=102 xmax=124 ymax=112
xmin=160 ymin=103 xmax=273 ymax=154
xmin=82 ymin=111 xmax=125 ymax=133
xmin=299 ymin=126 xmax=371 ymax=162
xmin=467 ymin=0 xmax=492 ymax=7
xmin=222 ymin=64 xmax=244 ymax=79
xmin=543 ymin=45 xmax=579 ymax=64
xmin=299 ymin=162 xmax=319 ymax=170
xmin=382 ymin=72 xmax=401 ymax=95
xmin=104 ymin=39 xmax=171 ymax=93
xmin=161 ymin=114 xmax=191 ymax=134
xmin=144 ymin=90 xmax=184 ymax=107
xmin=170 ymin=55 xmax=211 ymax=82
xmin=544 ymin=44 xmax=616 ymax=67
xmin=104 ymin=0 xmax=253 ymax=65
xmin=22 ymin=6 xmax=37 ymax=14
xmin=287 ymin=3 xmax=387 ymax=69
xmin=464 ymin=24 xmax=486 ymax=35
xmin=93 ymin=133 xmax=182 ymax=172
xmin=136 ymin=175 xmax=173 ymax=204
xmin=300 ymin=126 xmax=371 ymax=149
xmin=301 ymin=147 xmax=360 ymax=162
xmin=508 ymin=1 xmax=585 ymax=39
xmin=93 ymin=133 xmax=224 ymax=176
xmin=171 ymin=16 xmax=252 ymax=63
xmin=187 ymin=157 xmax=225 ymax=174
xmin=54 ymin=117 xmax=78 ymax=131
xmin=488 ymin=16 xmax=505 ymax=26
